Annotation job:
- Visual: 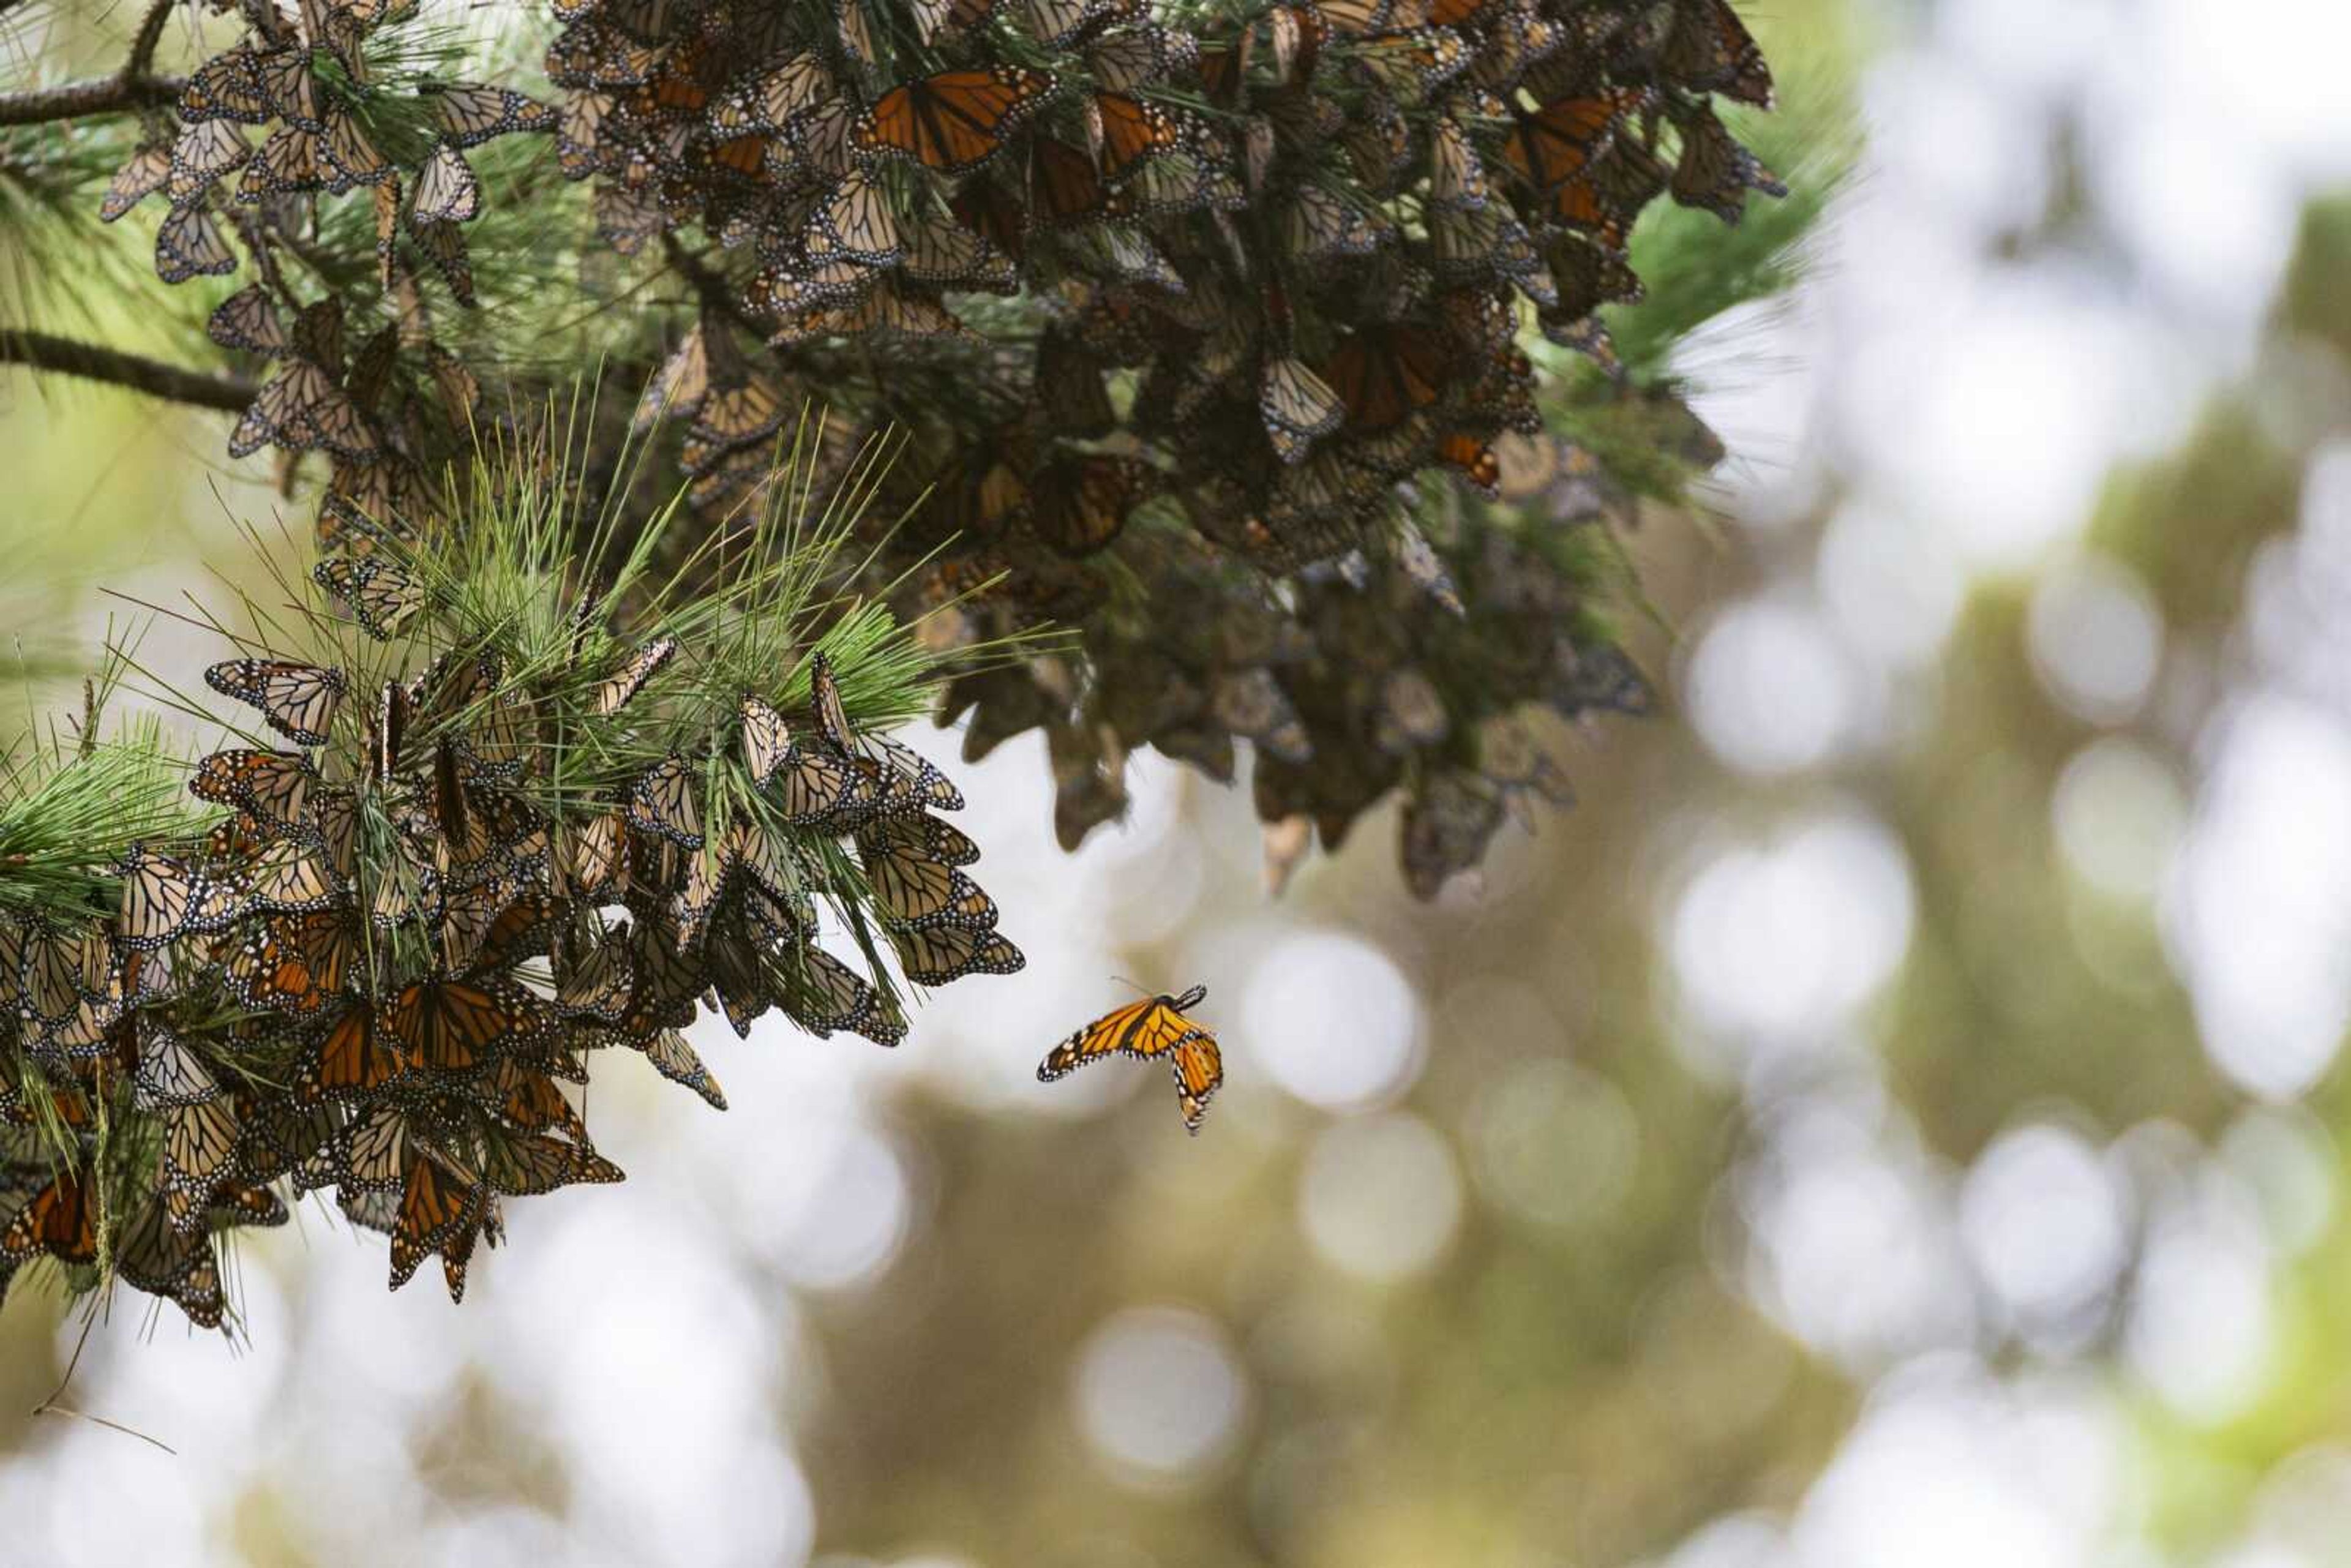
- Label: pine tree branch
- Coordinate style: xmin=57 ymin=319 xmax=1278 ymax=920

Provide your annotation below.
xmin=0 ymin=0 xmax=189 ymax=127
xmin=0 ymin=328 xmax=257 ymax=413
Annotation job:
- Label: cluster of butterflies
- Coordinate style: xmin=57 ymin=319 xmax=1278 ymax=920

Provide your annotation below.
xmin=532 ymin=0 xmax=1774 ymax=885
xmin=99 ymin=0 xmax=552 ymax=519
xmin=0 ymin=553 xmax=1031 ymax=1321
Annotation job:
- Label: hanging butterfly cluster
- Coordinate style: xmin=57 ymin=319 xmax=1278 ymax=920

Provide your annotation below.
xmin=534 ymin=0 xmax=1779 ymax=890
xmin=99 ymin=0 xmax=551 ymax=519
xmin=0 ymin=553 xmax=1018 ymax=1321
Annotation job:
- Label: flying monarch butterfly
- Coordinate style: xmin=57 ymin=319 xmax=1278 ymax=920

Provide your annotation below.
xmin=155 ymin=202 xmax=239 ymax=284
xmin=853 ymin=68 xmax=1057 ymax=175
xmin=1261 ymin=356 xmax=1347 ymax=464
xmin=386 ymin=976 xmax=546 ymax=1073
xmin=1091 ymin=91 xmax=1183 ymax=181
xmin=226 ymin=909 xmax=352 ymax=1017
xmin=628 ymin=751 xmax=705 ymax=847
xmin=314 ymin=555 xmax=421 ymax=639
xmin=180 ymin=45 xmax=272 ymax=125
xmin=412 ymin=141 xmax=482 ymax=223
xmin=595 ymin=636 xmax=677 ymax=716
xmin=0 ymin=1163 xmax=99 ymax=1269
xmin=1026 ymin=454 xmax=1154 ymax=557
xmin=1322 ymin=322 xmax=1449 ymax=432
xmin=889 ymin=921 xmax=1024 ymax=986
xmin=1037 ymin=982 xmax=1224 ymax=1131
xmin=191 ymin=748 xmax=317 ymax=830
xmin=430 ymin=83 xmax=559 ymax=148
xmin=115 ymin=844 xmax=202 ymax=952
xmin=206 ymin=658 xmax=347 ymax=746
xmin=100 ymin=141 xmax=173 ymax=222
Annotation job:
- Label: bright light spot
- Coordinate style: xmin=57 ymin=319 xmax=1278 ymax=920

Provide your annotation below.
xmin=2126 ymin=1177 xmax=2274 ymax=1424
xmin=1958 ymin=1125 xmax=2128 ymax=1330
xmin=1298 ymin=1113 xmax=1463 ymax=1281
xmin=747 ymin=1122 xmax=912 ymax=1291
xmin=1243 ymin=931 xmax=1424 ymax=1112
xmin=1816 ymin=501 xmax=1965 ymax=672
xmin=2027 ymin=555 xmax=2164 ymax=724
xmin=1686 ymin=599 xmax=1854 ymax=776
xmin=1671 ymin=811 xmax=1916 ymax=1049
xmin=2049 ymin=738 xmax=2186 ymax=903
xmin=1074 ymin=1307 xmax=1248 ymax=1485
xmin=1468 ymin=1057 xmax=1639 ymax=1230
xmin=2151 ymin=0 xmax=2351 ymax=178
xmin=2164 ymin=695 xmax=2351 ymax=1099
xmin=2090 ymin=107 xmax=2297 ymax=317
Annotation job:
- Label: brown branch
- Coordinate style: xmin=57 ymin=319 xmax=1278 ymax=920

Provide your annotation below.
xmin=0 ymin=328 xmax=257 ymax=413
xmin=0 ymin=0 xmax=189 ymax=128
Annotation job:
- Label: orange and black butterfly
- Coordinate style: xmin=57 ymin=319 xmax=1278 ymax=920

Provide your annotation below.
xmin=1322 ymin=323 xmax=1448 ymax=432
xmin=206 ymin=658 xmax=347 ymax=746
xmin=226 ymin=909 xmax=354 ymax=1018
xmin=1497 ymin=88 xmax=1644 ymax=192
xmin=1037 ymin=983 xmax=1224 ymax=1131
xmin=385 ymin=976 xmax=547 ymax=1074
xmin=301 ymin=1003 xmax=410 ymax=1100
xmin=853 ymin=67 xmax=1057 ymax=174
xmin=1092 ymin=91 xmax=1183 ymax=181
xmin=0 ymin=1160 xmax=100 ymax=1270
xmin=1027 ymin=454 xmax=1155 ymax=557
xmin=1028 ymin=135 xmax=1112 ymax=226
xmin=191 ymin=748 xmax=316 ymax=831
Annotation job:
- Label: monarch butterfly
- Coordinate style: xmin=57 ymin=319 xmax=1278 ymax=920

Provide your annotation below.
xmin=116 ymin=1194 xmax=225 ymax=1328
xmin=1029 ymin=135 xmax=1112 ymax=226
xmin=862 ymin=810 xmax=983 ymax=869
xmin=481 ymin=1126 xmax=624 ymax=1197
xmin=853 ymin=69 xmax=1057 ymax=176
xmin=230 ymin=361 xmax=382 ymax=463
xmin=898 ymin=210 xmax=1020 ymax=293
xmin=721 ymin=817 xmax=790 ymax=902
xmin=569 ymin=809 xmax=628 ymax=898
xmin=1400 ymin=768 xmax=1506 ymax=899
xmin=206 ymin=658 xmax=348 ymax=746
xmin=192 ymin=748 xmax=317 ymax=830
xmin=133 ymin=1023 xmax=222 ymax=1109
xmin=100 ymin=142 xmax=173 ymax=222
xmin=1089 ymin=23 xmax=1200 ymax=91
xmin=1037 ymin=983 xmax=1224 ymax=1132
xmin=790 ymin=96 xmax=864 ymax=177
xmin=738 ymin=692 xmax=792 ymax=785
xmin=708 ymin=52 xmax=830 ymax=136
xmin=226 ymin=909 xmax=352 ymax=1017
xmin=1027 ymin=454 xmax=1154 ymax=557
xmin=1660 ymin=0 xmax=1774 ymax=107
xmin=889 ymin=921 xmax=1025 ymax=986
xmin=1092 ymin=91 xmax=1183 ymax=181
xmin=809 ymin=653 xmax=966 ymax=812
xmin=318 ymin=105 xmax=390 ymax=192
xmin=1261 ymin=356 xmax=1347 ymax=464
xmin=386 ymin=977 xmax=546 ymax=1073
xmin=316 ymin=555 xmax=421 ymax=639
xmin=387 ymin=1146 xmax=481 ymax=1296
xmin=694 ymin=376 xmax=791 ymax=448
xmin=595 ymin=636 xmax=677 ymax=715
xmin=1110 ymin=146 xmax=1243 ymax=219
xmin=0 ymin=1163 xmax=99 ymax=1269
xmin=774 ymin=943 xmax=883 ymax=1036
xmin=412 ymin=141 xmax=482 ymax=223
xmin=1322 ymin=323 xmax=1448 ymax=431
xmin=160 ymin=1093 xmax=243 ymax=1209
xmin=555 ymin=937 xmax=634 ymax=1022
xmin=672 ymin=839 xmax=729 ymax=952
xmin=856 ymin=825 xmax=967 ymax=926
xmin=410 ymin=214 xmax=478 ymax=306
xmin=558 ymin=89 xmax=617 ymax=177
xmin=230 ymin=1089 xmax=342 ymax=1189
xmin=635 ymin=1026 xmax=728 ymax=1110
xmin=1346 ymin=26 xmax=1468 ymax=99
xmin=302 ymin=1003 xmax=409 ymax=1100
xmin=545 ymin=18 xmax=661 ymax=88
xmin=1212 ymin=669 xmax=1313 ymax=762
xmin=1541 ymin=136 xmax=1670 ymax=249
xmin=1667 ymin=102 xmax=1785 ymax=224
xmin=180 ymin=46 xmax=272 ymax=124
xmin=1435 ymin=430 xmax=1502 ymax=494
xmin=1429 ymin=198 xmax=1542 ymax=283
xmin=806 ymin=169 xmax=904 ymax=266
xmin=431 ymin=83 xmax=559 ymax=148
xmin=1022 ymin=0 xmax=1128 ymax=47
xmin=950 ymin=176 xmax=1028 ymax=260
xmin=292 ymin=295 xmax=347 ymax=373
xmin=703 ymin=929 xmax=773 ymax=1037
xmin=156 ymin=202 xmax=239 ymax=284
xmin=1428 ymin=116 xmax=1490 ymax=209
xmin=628 ymin=752 xmax=705 ymax=847
xmin=239 ymin=124 xmax=324 ymax=201
xmin=1280 ymin=184 xmax=1388 ymax=260
xmin=116 ymin=844 xmax=202 ymax=952
xmin=1498 ymin=88 xmax=1643 ymax=192
xmin=241 ymin=838 xmax=341 ymax=915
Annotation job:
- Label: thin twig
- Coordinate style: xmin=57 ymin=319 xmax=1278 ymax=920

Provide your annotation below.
xmin=0 ymin=328 xmax=258 ymax=414
xmin=0 ymin=0 xmax=189 ymax=127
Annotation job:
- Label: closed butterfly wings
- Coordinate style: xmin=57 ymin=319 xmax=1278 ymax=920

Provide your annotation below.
xmin=1038 ymin=983 xmax=1224 ymax=1131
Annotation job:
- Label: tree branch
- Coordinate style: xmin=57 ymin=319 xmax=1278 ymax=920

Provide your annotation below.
xmin=0 ymin=328 xmax=258 ymax=413
xmin=0 ymin=0 xmax=188 ymax=128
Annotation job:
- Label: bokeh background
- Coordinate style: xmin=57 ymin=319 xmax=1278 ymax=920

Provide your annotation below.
xmin=9 ymin=0 xmax=2351 ymax=1564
